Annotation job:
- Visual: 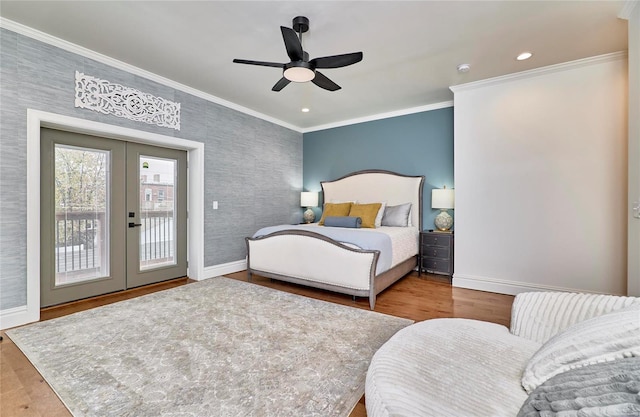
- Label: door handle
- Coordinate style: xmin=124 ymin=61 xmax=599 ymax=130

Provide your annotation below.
xmin=128 ymin=222 xmax=142 ymax=228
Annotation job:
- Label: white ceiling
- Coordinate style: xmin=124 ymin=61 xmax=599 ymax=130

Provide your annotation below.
xmin=0 ymin=1 xmax=629 ymax=131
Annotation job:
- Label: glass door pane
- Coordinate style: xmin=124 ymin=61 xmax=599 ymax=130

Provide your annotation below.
xmin=126 ymin=142 xmax=186 ymax=289
xmin=138 ymin=155 xmax=177 ymax=271
xmin=54 ymin=145 xmax=110 ymax=286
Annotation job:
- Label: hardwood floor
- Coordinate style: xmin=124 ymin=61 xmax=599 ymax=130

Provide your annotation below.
xmin=0 ymin=272 xmax=514 ymax=417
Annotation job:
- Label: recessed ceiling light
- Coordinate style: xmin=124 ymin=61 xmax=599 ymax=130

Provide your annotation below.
xmin=457 ymin=64 xmax=471 ymax=73
xmin=301 ymin=108 xmax=310 ymax=113
xmin=516 ymin=52 xmax=533 ymax=61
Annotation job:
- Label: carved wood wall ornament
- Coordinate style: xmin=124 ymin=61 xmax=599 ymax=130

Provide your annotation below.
xmin=74 ymin=71 xmax=181 ymax=130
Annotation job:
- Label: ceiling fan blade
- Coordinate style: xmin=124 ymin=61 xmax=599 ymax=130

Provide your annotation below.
xmin=272 ymin=77 xmax=291 ymax=92
xmin=281 ymin=26 xmax=304 ymax=61
xmin=233 ymin=59 xmax=284 ymax=68
xmin=312 ymin=71 xmax=341 ymax=91
xmin=310 ymin=52 xmax=363 ymax=69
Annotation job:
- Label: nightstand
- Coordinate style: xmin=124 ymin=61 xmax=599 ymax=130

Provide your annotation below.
xmin=419 ymin=230 xmax=454 ymax=277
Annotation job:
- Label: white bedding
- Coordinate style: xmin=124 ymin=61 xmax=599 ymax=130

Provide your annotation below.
xmin=298 ymin=224 xmax=419 ymax=269
xmin=378 ymin=226 xmax=420 ymax=268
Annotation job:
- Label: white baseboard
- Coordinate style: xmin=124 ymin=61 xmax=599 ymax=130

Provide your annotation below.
xmin=198 ymin=259 xmax=247 ymax=281
xmin=0 ymin=305 xmax=39 ymax=331
xmin=452 ymin=274 xmax=622 ymax=296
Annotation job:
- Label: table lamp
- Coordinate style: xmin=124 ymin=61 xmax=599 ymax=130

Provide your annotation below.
xmin=431 ymin=186 xmax=455 ymax=231
xmin=300 ymin=192 xmax=318 ymax=223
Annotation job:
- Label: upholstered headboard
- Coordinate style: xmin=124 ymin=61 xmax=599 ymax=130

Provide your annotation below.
xmin=320 ymin=170 xmax=425 ymax=230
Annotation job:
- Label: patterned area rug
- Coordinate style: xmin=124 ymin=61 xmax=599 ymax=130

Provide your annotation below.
xmin=7 ymin=277 xmax=412 ymax=417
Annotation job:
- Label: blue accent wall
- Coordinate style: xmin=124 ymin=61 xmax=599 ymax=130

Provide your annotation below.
xmin=303 ymin=107 xmax=454 ymax=229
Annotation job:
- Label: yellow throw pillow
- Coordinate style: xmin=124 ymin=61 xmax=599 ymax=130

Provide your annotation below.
xmin=349 ymin=203 xmax=382 ymax=228
xmin=318 ymin=202 xmax=353 ymax=225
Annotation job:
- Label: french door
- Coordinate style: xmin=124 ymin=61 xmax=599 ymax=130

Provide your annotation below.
xmin=40 ymin=128 xmax=187 ymax=307
xmin=126 ymin=143 xmax=187 ymax=288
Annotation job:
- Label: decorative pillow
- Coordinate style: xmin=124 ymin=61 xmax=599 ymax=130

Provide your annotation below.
xmin=318 ymin=202 xmax=352 ymax=225
xmin=381 ymin=203 xmax=412 ymax=227
xmin=517 ymin=357 xmax=640 ymax=417
xmin=348 ymin=203 xmax=382 ymax=228
xmin=521 ymin=303 xmax=640 ymax=394
xmin=323 ymin=216 xmax=362 ymax=228
xmin=360 ymin=201 xmax=386 ymax=228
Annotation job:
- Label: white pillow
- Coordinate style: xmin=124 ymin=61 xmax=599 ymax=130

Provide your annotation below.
xmin=521 ymin=302 xmax=640 ymax=394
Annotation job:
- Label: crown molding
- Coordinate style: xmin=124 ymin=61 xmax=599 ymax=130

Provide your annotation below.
xmin=0 ymin=17 xmax=302 ymax=132
xmin=1 ymin=17 xmax=456 ymax=134
xmin=450 ymin=51 xmax=628 ymax=94
xmin=618 ymin=0 xmax=639 ymax=19
xmin=301 ymin=101 xmax=454 ymax=133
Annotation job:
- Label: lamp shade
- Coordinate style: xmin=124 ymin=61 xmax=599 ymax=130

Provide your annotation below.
xmin=300 ymin=192 xmax=318 ymax=208
xmin=432 ymin=188 xmax=455 ymax=209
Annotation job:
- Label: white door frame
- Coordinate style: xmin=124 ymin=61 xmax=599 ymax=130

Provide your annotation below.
xmin=7 ymin=109 xmax=204 ymax=329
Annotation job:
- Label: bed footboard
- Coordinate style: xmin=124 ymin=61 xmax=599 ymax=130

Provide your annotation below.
xmin=246 ymin=230 xmax=381 ymax=307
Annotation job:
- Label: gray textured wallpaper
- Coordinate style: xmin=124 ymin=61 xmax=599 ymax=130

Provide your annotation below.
xmin=0 ymin=28 xmax=302 ymax=310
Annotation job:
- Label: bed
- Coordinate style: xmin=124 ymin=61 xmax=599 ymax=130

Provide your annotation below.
xmin=245 ymin=170 xmax=424 ymax=309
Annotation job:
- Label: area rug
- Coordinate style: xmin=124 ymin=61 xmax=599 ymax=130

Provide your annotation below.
xmin=6 ymin=277 xmax=412 ymax=417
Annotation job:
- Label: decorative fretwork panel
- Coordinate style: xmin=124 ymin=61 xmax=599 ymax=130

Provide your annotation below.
xmin=74 ymin=71 xmax=181 ymax=130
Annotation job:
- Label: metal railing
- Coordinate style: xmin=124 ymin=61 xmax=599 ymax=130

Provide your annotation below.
xmin=55 ymin=211 xmax=175 ymax=273
xmin=55 ymin=211 xmax=104 ymax=273
xmin=139 ymin=211 xmax=175 ymax=269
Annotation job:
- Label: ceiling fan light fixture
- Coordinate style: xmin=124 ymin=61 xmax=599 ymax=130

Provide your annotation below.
xmin=233 ymin=16 xmax=361 ymax=91
xmin=284 ymin=62 xmax=315 ymax=82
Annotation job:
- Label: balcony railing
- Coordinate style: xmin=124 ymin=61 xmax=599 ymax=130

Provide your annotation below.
xmin=55 ymin=211 xmax=175 ymax=276
xmin=139 ymin=211 xmax=175 ymax=270
xmin=55 ymin=211 xmax=104 ymax=274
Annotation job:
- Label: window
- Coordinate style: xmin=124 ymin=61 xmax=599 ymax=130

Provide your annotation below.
xmin=145 ymin=189 xmax=152 ymax=202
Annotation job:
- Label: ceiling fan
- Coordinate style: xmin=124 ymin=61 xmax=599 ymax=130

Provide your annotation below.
xmin=233 ymin=16 xmax=363 ymax=92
